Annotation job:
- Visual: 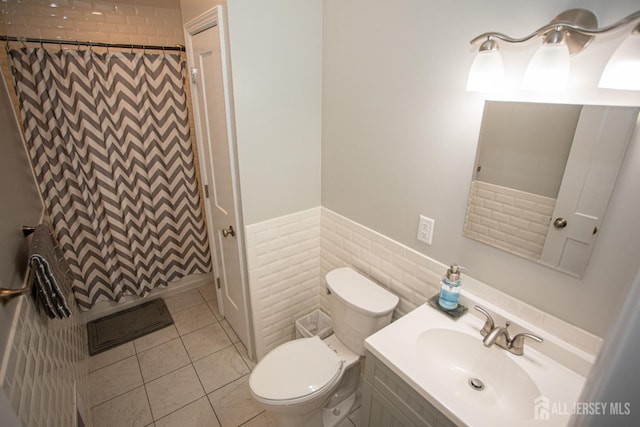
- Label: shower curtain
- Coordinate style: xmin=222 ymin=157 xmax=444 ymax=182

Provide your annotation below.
xmin=8 ymin=47 xmax=212 ymax=310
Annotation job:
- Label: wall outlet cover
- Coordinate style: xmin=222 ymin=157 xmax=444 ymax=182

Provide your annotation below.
xmin=417 ymin=215 xmax=434 ymax=245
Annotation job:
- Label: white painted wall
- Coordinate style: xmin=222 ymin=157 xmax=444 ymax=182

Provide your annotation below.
xmin=226 ymin=0 xmax=323 ymax=225
xmin=322 ymin=0 xmax=640 ymax=337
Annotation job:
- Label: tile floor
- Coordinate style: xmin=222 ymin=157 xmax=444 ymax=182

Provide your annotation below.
xmin=88 ymin=282 xmax=361 ymax=427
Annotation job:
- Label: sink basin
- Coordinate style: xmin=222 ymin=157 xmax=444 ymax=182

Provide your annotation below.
xmin=416 ymin=328 xmax=540 ymax=421
xmin=364 ymin=304 xmax=588 ymax=426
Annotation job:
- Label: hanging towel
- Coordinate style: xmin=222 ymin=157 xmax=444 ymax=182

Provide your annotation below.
xmin=28 ymin=224 xmax=72 ymax=319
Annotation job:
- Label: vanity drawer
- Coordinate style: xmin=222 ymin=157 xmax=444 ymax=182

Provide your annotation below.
xmin=362 ymin=350 xmax=456 ymax=427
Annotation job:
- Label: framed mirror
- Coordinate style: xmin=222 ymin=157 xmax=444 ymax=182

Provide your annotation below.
xmin=464 ymin=101 xmax=639 ymax=278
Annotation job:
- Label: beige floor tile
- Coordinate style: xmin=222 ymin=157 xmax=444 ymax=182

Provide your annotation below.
xmin=89 ymin=355 xmax=143 ymax=406
xmin=220 ymin=319 xmax=240 ymax=344
xmin=163 ymin=289 xmax=205 ymax=314
xmin=172 ymin=303 xmax=216 ymax=336
xmin=193 ymin=346 xmax=250 ymax=393
xmin=91 ymin=386 xmax=152 ymax=427
xmin=133 ymin=325 xmax=179 ymax=354
xmin=206 ymin=299 xmax=223 ymax=321
xmin=146 ymin=365 xmax=205 ymax=420
xmin=154 ymin=397 xmax=220 ymax=427
xmin=197 ymin=283 xmax=217 ymax=302
xmin=181 ymin=323 xmax=232 ymax=361
xmin=241 ymin=412 xmax=276 ymax=427
xmin=208 ymin=376 xmax=262 ymax=427
xmin=89 ymin=342 xmax=135 ymax=372
xmin=234 ymin=342 xmax=256 ymax=371
xmin=138 ymin=338 xmax=190 ymax=382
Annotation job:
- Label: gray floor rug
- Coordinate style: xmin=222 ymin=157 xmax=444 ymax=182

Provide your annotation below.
xmin=87 ymin=298 xmax=173 ymax=356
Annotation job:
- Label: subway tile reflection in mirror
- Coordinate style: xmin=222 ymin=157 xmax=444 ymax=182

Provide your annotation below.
xmin=463 ymin=101 xmax=639 ymax=278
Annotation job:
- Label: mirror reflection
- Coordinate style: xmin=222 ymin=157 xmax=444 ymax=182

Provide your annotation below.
xmin=464 ymin=101 xmax=638 ymax=277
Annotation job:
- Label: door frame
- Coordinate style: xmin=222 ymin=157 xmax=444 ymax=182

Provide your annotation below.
xmin=184 ymin=6 xmax=254 ymax=359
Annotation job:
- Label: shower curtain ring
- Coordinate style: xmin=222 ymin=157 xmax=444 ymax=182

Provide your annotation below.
xmin=5 ymin=40 xmax=10 ymax=53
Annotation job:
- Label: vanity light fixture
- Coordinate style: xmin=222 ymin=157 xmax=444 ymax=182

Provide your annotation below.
xmin=468 ymin=8 xmax=640 ymax=92
xmin=466 ymin=39 xmax=504 ymax=92
xmin=599 ymin=22 xmax=640 ymax=91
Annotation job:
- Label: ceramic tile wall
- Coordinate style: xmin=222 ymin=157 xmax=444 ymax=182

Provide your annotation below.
xmin=320 ymin=207 xmax=602 ymax=358
xmin=464 ymin=180 xmax=556 ymax=260
xmin=320 ymin=208 xmax=444 ymax=319
xmin=0 ymin=0 xmax=183 ymax=46
xmin=1 ymin=291 xmax=89 ymax=426
xmin=244 ymin=207 xmax=322 ymax=359
xmin=244 ymin=206 xmax=601 ymax=364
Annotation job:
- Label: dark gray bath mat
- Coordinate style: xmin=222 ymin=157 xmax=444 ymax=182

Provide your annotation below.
xmin=87 ymin=298 xmax=173 ymax=356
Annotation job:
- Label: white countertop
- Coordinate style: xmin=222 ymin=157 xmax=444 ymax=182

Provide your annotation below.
xmin=364 ymin=303 xmax=587 ymax=426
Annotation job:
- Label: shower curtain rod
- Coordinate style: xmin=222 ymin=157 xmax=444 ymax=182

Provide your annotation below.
xmin=1 ymin=35 xmax=185 ymax=52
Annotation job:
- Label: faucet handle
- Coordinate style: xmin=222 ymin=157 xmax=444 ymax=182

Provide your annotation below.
xmin=509 ymin=333 xmax=543 ymax=356
xmin=474 ymin=305 xmax=495 ymax=337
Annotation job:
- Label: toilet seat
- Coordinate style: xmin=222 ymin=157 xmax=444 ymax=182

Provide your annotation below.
xmin=249 ymin=336 xmax=343 ymax=404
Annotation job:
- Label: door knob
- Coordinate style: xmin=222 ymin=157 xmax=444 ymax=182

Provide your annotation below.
xmin=222 ymin=225 xmax=235 ymax=237
xmin=553 ymin=218 xmax=568 ymax=229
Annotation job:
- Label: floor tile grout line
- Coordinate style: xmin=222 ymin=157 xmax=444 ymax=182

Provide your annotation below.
xmin=238 ymin=410 xmax=268 ymax=426
xmin=133 ymin=325 xmax=182 ymax=355
xmin=137 ymin=353 xmax=156 ymax=425
xmin=188 ymin=349 xmax=224 ymax=426
xmin=88 ymin=383 xmax=147 ymax=410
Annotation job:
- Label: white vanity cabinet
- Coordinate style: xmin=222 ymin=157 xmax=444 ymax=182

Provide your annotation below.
xmin=361 ymin=350 xmax=457 ymax=427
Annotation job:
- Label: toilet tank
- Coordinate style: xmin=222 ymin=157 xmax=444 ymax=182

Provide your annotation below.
xmin=326 ymin=267 xmax=399 ymax=355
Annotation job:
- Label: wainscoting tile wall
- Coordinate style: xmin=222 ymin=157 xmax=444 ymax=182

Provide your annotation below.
xmin=245 ymin=207 xmax=602 ymax=365
xmin=0 ymin=291 xmax=89 ymax=426
xmin=244 ymin=207 xmax=322 ymax=359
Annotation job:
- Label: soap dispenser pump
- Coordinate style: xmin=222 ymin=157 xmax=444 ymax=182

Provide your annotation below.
xmin=438 ymin=264 xmax=464 ymax=310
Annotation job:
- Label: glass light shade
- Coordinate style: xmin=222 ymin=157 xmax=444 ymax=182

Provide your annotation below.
xmin=523 ymin=43 xmax=570 ymax=91
xmin=467 ymin=50 xmax=504 ymax=92
xmin=599 ymin=32 xmax=640 ymax=91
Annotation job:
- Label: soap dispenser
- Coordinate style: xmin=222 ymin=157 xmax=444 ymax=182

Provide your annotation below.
xmin=438 ymin=264 xmax=463 ymax=310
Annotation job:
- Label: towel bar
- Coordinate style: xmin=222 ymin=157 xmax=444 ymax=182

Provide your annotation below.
xmin=0 ymin=226 xmax=36 ymax=304
xmin=0 ymin=285 xmax=31 ymax=301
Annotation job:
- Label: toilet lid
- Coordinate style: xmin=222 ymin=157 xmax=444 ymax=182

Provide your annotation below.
xmin=250 ymin=336 xmax=343 ymax=401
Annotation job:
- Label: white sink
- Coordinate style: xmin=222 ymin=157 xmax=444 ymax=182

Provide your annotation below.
xmin=416 ymin=328 xmax=540 ymax=422
xmin=365 ymin=304 xmax=588 ymax=426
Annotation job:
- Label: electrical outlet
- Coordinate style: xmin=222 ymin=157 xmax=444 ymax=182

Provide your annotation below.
xmin=417 ymin=215 xmax=435 ymax=245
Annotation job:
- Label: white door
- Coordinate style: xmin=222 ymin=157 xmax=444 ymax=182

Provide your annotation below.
xmin=540 ymin=106 xmax=639 ymax=276
xmin=185 ymin=7 xmax=252 ymax=354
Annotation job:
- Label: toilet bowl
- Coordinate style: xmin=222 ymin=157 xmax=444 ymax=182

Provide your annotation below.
xmin=249 ymin=267 xmax=399 ymax=427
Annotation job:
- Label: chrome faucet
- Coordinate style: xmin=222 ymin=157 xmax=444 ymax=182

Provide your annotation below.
xmin=474 ymin=305 xmax=543 ymax=356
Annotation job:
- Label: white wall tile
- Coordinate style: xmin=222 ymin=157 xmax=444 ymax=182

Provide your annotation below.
xmin=245 ymin=207 xmax=322 ymax=359
xmin=465 ymin=180 xmax=555 ymax=260
xmin=1 ymin=288 xmax=89 ymax=426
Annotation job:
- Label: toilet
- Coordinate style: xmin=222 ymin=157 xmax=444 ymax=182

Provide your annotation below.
xmin=249 ymin=267 xmax=399 ymax=427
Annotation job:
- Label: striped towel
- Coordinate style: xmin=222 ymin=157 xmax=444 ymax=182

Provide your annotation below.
xmin=28 ymin=224 xmax=72 ymax=319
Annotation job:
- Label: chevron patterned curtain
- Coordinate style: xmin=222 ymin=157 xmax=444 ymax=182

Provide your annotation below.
xmin=8 ymin=47 xmax=212 ymax=310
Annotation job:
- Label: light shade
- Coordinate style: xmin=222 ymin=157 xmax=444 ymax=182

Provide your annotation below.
xmin=598 ymin=31 xmax=640 ymax=91
xmin=467 ymin=49 xmax=505 ymax=92
xmin=523 ymin=42 xmax=570 ymax=91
